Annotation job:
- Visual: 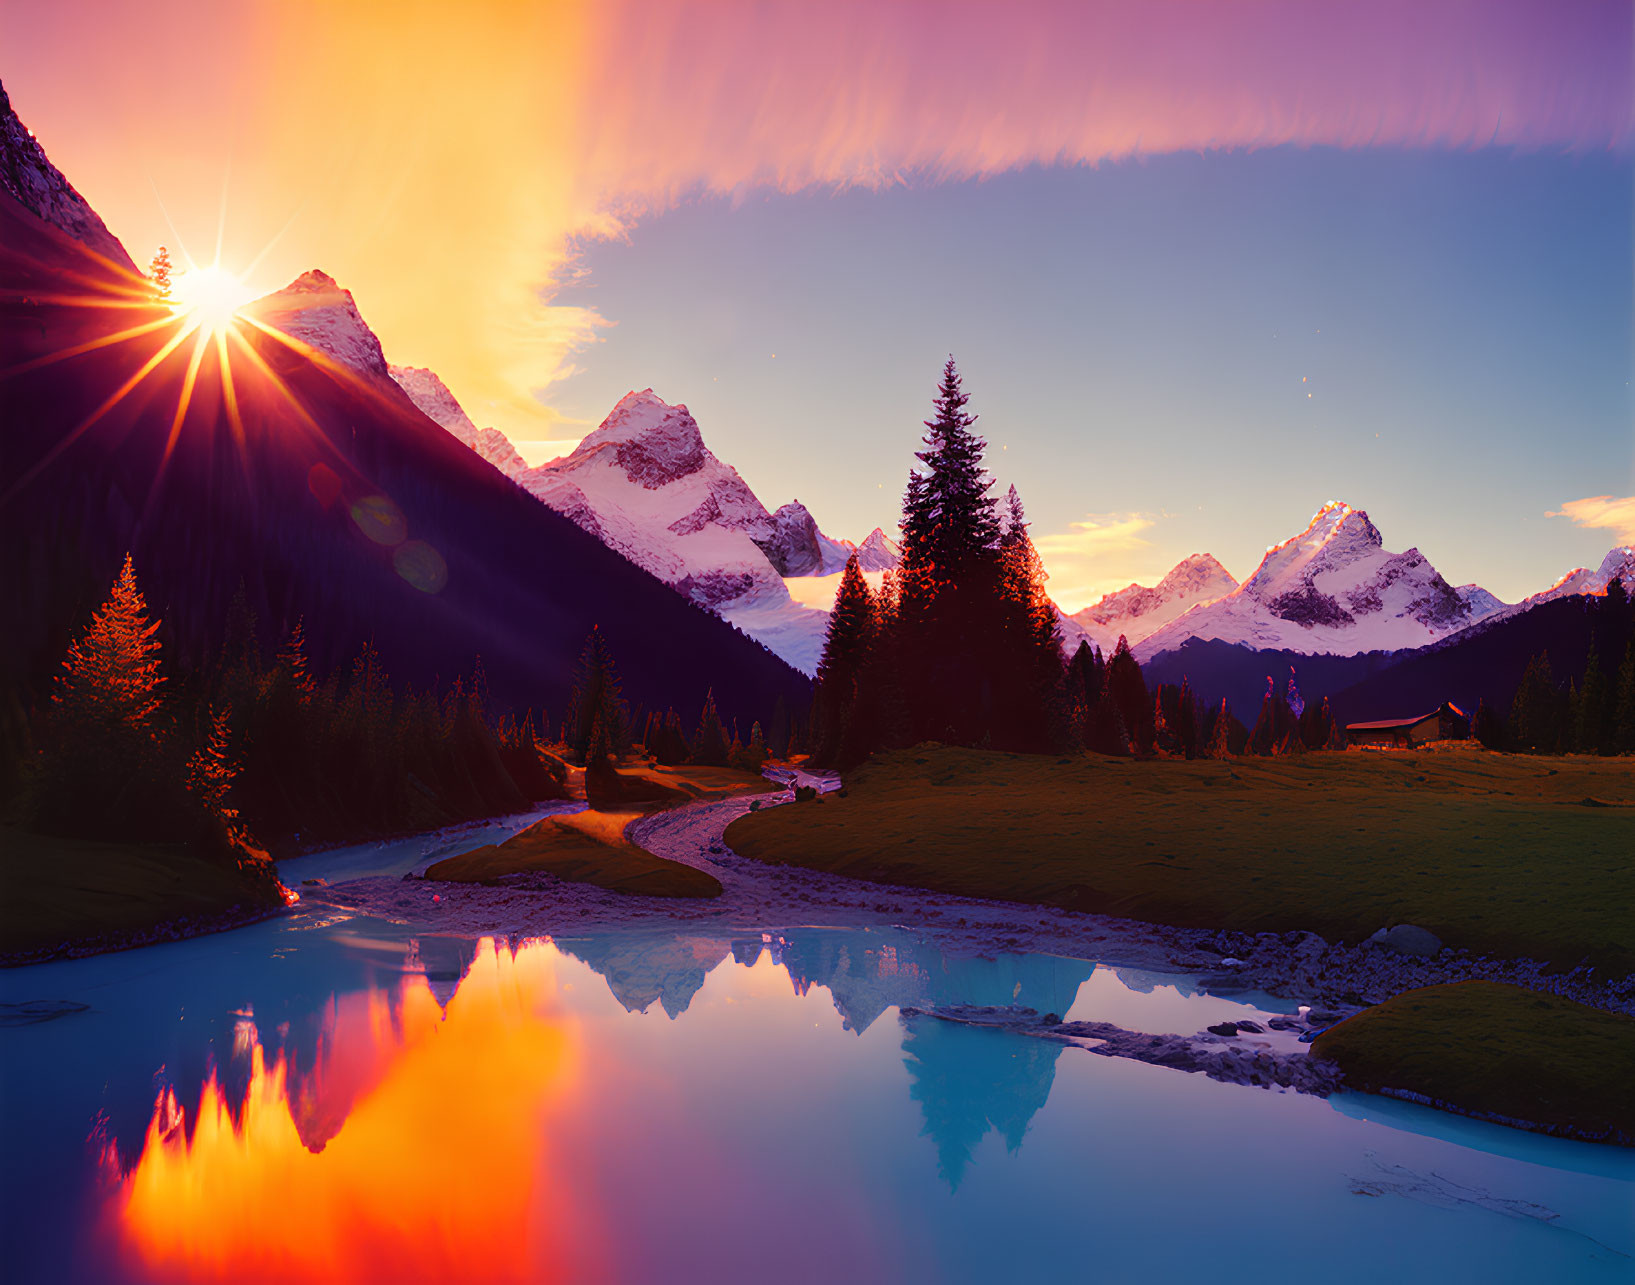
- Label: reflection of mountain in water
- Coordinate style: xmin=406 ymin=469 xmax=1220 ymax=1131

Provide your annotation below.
xmin=555 ymin=934 xmax=733 ymax=1018
xmin=561 ymin=926 xmax=1096 ymax=1189
xmin=903 ymin=1019 xmax=1067 ymax=1190
xmin=780 ymin=931 xmax=1093 ymax=1035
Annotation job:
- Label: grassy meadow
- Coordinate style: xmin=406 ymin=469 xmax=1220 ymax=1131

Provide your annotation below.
xmin=425 ymin=760 xmax=774 ymax=898
xmin=1313 ymin=982 xmax=1635 ymax=1141
xmin=725 ymin=744 xmax=1635 ymax=972
xmin=0 ymin=827 xmax=285 ymax=960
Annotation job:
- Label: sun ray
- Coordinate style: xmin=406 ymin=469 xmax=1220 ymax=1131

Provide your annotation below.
xmin=0 ymin=313 xmax=179 ymax=380
xmin=214 ymin=324 xmax=256 ymax=494
xmin=0 ymin=325 xmax=194 ymax=510
xmin=142 ymin=326 xmax=214 ymax=524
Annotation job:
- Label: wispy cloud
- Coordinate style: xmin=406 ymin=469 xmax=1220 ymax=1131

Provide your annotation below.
xmin=1032 ymin=513 xmax=1159 ymax=613
xmin=1548 ymin=495 xmax=1635 ymax=545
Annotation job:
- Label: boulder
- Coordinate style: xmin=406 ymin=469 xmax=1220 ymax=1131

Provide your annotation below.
xmin=1365 ymin=924 xmax=1443 ymax=957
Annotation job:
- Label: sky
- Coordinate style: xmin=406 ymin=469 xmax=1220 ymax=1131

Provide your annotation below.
xmin=2 ymin=0 xmax=1630 ymax=608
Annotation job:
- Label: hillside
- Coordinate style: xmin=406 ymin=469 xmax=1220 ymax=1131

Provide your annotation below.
xmin=0 ymin=191 xmax=809 ymax=736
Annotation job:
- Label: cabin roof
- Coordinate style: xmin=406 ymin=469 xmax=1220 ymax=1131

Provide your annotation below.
xmin=1344 ymin=701 xmax=1467 ymax=733
xmin=1345 ymin=714 xmax=1436 ymax=731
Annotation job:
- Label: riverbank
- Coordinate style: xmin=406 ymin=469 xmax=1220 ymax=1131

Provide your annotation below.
xmin=1312 ymin=982 xmax=1635 ymax=1146
xmin=307 ymin=752 xmax=1635 ymax=1144
xmin=0 ymin=827 xmax=288 ymax=967
xmin=723 ymin=745 xmax=1635 ymax=974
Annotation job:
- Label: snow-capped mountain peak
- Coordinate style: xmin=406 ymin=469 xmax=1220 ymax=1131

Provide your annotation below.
xmin=1517 ymin=545 xmax=1635 ymax=611
xmin=1137 ymin=501 xmax=1492 ymax=659
xmin=1069 ymin=552 xmax=1238 ymax=649
xmin=854 ymin=528 xmax=904 ymax=571
xmin=245 ymin=270 xmax=389 ymax=378
xmin=389 ymin=365 xmax=478 ymax=448
xmin=1239 ymin=501 xmax=1380 ymax=604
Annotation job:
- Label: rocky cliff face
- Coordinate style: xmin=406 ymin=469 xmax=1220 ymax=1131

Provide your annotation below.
xmin=756 ymin=501 xmax=827 ymax=575
xmin=0 ymin=83 xmax=137 ymax=273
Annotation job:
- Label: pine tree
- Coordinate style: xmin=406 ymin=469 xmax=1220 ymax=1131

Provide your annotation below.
xmin=1175 ymin=677 xmax=1200 ymax=758
xmin=900 ymin=358 xmax=1002 ymax=578
xmin=895 ymin=358 xmax=1008 ymax=745
xmin=1509 ymin=652 xmax=1563 ymax=753
xmin=52 ymin=553 xmax=165 ymax=733
xmin=32 ymin=554 xmax=179 ymax=837
xmin=692 ymin=689 xmax=728 ymax=766
xmin=1103 ymin=636 xmax=1153 ymax=754
xmin=1576 ymin=636 xmax=1609 ymax=755
xmin=565 ymin=627 xmax=629 ymax=764
xmin=185 ymin=703 xmax=245 ymax=847
xmin=1205 ymin=698 xmax=1236 ymax=758
xmin=993 ymin=486 xmax=1068 ymax=752
xmin=812 ymin=555 xmax=876 ymax=764
xmin=149 ymin=246 xmax=173 ymax=303
xmin=1614 ymin=639 xmax=1635 ymax=753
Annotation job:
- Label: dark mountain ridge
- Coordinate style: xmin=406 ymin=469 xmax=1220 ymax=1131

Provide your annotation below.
xmin=0 ymin=191 xmax=808 ymax=734
xmin=1145 ymin=592 xmax=1626 ymax=727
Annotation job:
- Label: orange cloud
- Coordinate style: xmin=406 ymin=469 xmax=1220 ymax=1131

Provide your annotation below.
xmin=1032 ymin=512 xmax=1164 ymax=612
xmin=1548 ymin=495 xmax=1635 ymax=545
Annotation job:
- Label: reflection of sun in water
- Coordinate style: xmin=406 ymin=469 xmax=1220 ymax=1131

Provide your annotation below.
xmin=169 ymin=263 xmax=254 ymax=335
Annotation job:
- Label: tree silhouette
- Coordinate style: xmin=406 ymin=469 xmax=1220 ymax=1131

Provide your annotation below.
xmin=692 ymin=689 xmax=728 ymax=765
xmin=812 ymin=554 xmax=876 ymax=764
xmin=149 ymin=246 xmax=173 ymax=303
xmin=565 ymin=627 xmax=629 ymax=764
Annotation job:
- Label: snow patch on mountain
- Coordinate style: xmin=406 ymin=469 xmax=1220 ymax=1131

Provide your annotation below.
xmin=1070 ymin=554 xmax=1238 ymax=651
xmin=0 ymin=85 xmax=137 ymax=273
xmin=1138 ymin=502 xmax=1489 ymax=660
xmin=1510 ymin=546 xmax=1635 ymax=613
xmin=388 ymin=366 xmax=478 ymax=447
xmin=247 ymin=271 xmax=389 ymax=378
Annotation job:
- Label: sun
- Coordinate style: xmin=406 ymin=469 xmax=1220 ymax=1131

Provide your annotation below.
xmin=170 ymin=264 xmax=254 ymax=334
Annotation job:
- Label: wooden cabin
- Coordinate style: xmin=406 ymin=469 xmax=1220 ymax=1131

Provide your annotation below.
xmin=1344 ymin=701 xmax=1470 ymax=749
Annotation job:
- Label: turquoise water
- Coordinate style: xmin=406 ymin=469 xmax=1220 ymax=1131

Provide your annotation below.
xmin=1 ymin=832 xmax=1630 ymax=1283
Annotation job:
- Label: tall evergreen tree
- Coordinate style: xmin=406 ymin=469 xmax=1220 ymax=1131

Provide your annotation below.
xmin=812 ymin=555 xmax=877 ymax=765
xmin=993 ymin=486 xmax=1068 ymax=751
xmin=31 ymin=554 xmax=173 ymax=835
xmin=1614 ymin=638 xmax=1635 ymax=753
xmin=895 ymin=358 xmax=1009 ymax=745
xmin=1576 ymin=635 xmax=1609 ymax=755
xmin=692 ymin=689 xmax=728 ymax=766
xmin=565 ymin=627 xmax=629 ymax=764
xmin=900 ymin=358 xmax=1002 ymax=578
xmin=1509 ymin=652 xmax=1563 ymax=753
xmin=52 ymin=553 xmax=165 ymax=733
xmin=1103 ymin=636 xmax=1153 ymax=754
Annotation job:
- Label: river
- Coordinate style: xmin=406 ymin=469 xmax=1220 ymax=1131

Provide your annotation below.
xmin=1 ymin=816 xmax=1630 ymax=1283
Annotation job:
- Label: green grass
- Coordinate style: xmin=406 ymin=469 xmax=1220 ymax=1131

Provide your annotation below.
xmin=428 ymin=760 xmax=770 ymax=898
xmin=723 ymin=744 xmax=1635 ymax=972
xmin=1313 ymin=982 xmax=1635 ymax=1142
xmin=426 ymin=807 xmax=722 ymax=898
xmin=0 ymin=826 xmax=285 ymax=960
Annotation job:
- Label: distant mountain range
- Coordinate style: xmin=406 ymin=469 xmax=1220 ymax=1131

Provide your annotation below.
xmin=0 ymin=88 xmax=807 ymax=734
xmin=245 ymin=269 xmax=897 ymax=674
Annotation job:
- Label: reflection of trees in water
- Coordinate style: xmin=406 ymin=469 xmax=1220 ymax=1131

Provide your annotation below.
xmin=902 ymin=1018 xmax=1067 ymax=1189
